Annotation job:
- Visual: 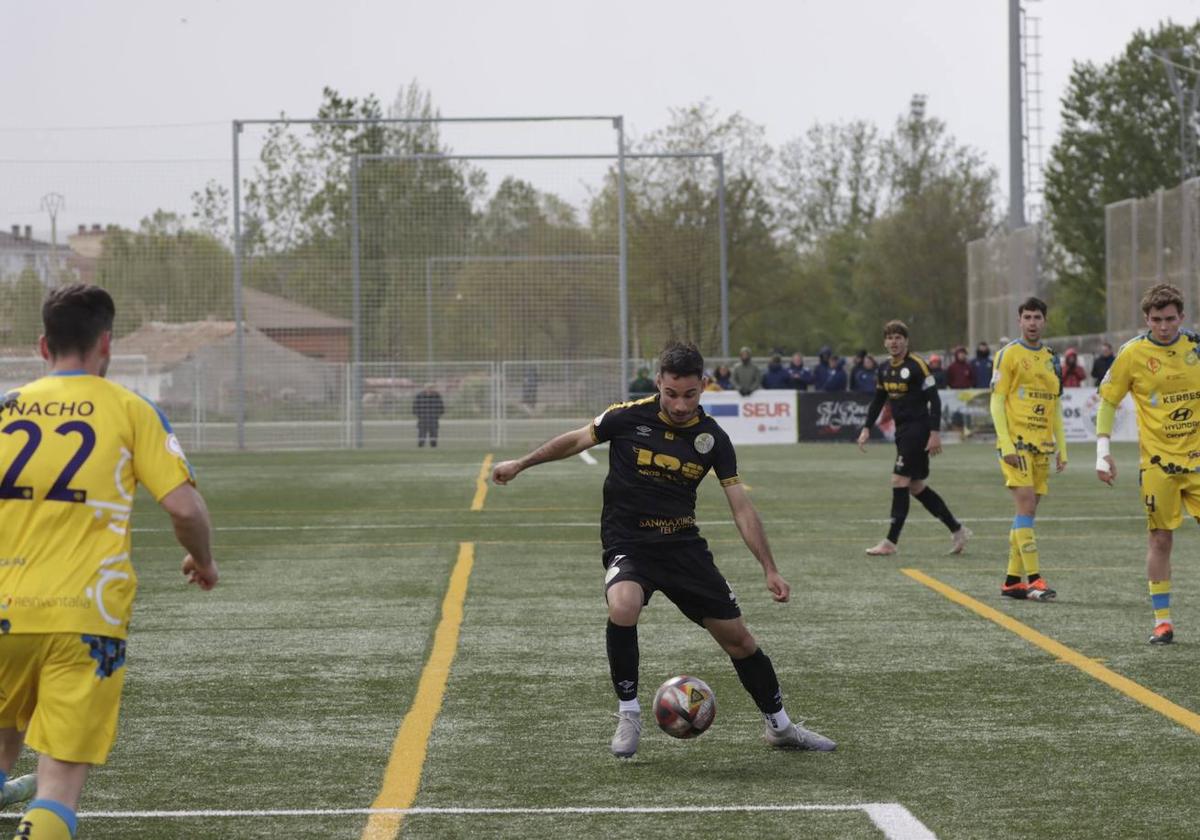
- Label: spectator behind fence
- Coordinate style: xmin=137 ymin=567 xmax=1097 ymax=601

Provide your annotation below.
xmin=710 ymin=364 xmax=733 ymax=390
xmin=946 ymin=346 xmax=973 ymax=389
xmin=812 ymin=346 xmax=834 ymax=391
xmin=731 ymin=346 xmax=762 ymax=396
xmin=1062 ymin=347 xmax=1087 ymax=387
xmin=849 ymin=349 xmax=868 ymax=385
xmin=971 ymin=342 xmax=993 ymax=388
xmin=928 ymin=353 xmax=948 ymax=389
xmin=786 ymin=352 xmax=811 ymax=391
xmin=1092 ymin=341 xmax=1115 ymax=386
xmin=413 ymin=382 xmax=445 ymax=448
xmin=629 ymin=367 xmax=655 ymax=397
xmin=762 ymin=354 xmax=791 ymax=389
xmin=824 ymin=354 xmax=847 ymax=392
xmin=852 ymin=354 xmax=877 ymax=393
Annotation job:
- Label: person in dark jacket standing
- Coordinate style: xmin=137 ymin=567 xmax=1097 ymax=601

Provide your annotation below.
xmin=413 ymin=383 xmax=446 ymax=448
xmin=970 ymin=342 xmax=993 ymax=388
xmin=1091 ymin=342 xmax=1115 ymax=386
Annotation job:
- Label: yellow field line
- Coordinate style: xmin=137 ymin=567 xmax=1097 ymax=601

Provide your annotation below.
xmin=362 ymin=541 xmax=475 ymax=839
xmin=902 ymin=568 xmax=1200 ymax=736
xmin=471 ymin=453 xmax=494 ymax=512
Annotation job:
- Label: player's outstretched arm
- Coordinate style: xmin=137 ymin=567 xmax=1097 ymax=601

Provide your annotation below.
xmin=160 ymin=483 xmax=218 ymax=590
xmin=723 ymin=482 xmax=789 ymax=603
xmin=492 ymin=425 xmax=595 ymax=485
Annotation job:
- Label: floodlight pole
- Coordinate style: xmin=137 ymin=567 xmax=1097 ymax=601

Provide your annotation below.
xmin=231 ymin=120 xmax=246 ymax=450
xmin=716 ymin=153 xmax=729 ymax=359
xmin=350 ymin=155 xmax=363 ymax=448
xmin=616 ymin=117 xmax=630 ymax=398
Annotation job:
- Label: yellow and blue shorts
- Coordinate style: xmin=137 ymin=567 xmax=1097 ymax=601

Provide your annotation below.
xmin=1139 ymin=466 xmax=1200 ymax=532
xmin=999 ymin=450 xmax=1052 ymax=496
xmin=0 ymin=633 xmax=128 ymax=765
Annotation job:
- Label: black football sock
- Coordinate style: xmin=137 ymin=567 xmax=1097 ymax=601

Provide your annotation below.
xmin=1005 ymin=575 xmax=1022 ymax=586
xmin=731 ymin=647 xmax=783 ymax=715
xmin=606 ymin=620 xmax=639 ymax=701
xmin=914 ymin=486 xmax=961 ymax=532
xmin=887 ymin=487 xmax=910 ymax=544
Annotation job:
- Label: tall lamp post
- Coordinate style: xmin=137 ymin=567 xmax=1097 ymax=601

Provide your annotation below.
xmin=40 ymin=192 xmax=65 ymax=284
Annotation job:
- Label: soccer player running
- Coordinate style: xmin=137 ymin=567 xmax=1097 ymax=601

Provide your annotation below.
xmin=492 ymin=342 xmax=835 ymax=758
xmin=855 ymin=320 xmax=971 ymax=556
xmin=1096 ymin=283 xmax=1200 ymax=644
xmin=0 ymin=285 xmax=218 ymax=838
xmin=990 ymin=296 xmax=1065 ymax=602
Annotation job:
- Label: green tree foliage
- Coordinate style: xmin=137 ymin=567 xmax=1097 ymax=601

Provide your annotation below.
xmin=1044 ymin=21 xmax=1200 ymax=334
xmin=849 ymin=107 xmax=997 ymax=347
xmin=95 ymin=211 xmax=232 ymax=336
xmin=0 ymin=269 xmax=47 ymax=347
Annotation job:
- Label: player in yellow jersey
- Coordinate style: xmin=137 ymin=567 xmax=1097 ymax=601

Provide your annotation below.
xmin=1096 ymin=283 xmax=1200 ymax=645
xmin=990 ymin=296 xmax=1067 ymax=602
xmin=0 ymin=285 xmax=218 ymax=839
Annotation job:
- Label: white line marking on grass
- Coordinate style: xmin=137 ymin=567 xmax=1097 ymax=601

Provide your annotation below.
xmin=4 ymin=803 xmax=935 ymax=837
xmin=131 ymin=512 xmax=1146 ymax=535
xmin=578 ymin=450 xmax=598 ymax=465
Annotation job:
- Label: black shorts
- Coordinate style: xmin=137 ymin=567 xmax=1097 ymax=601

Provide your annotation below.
xmin=602 ymin=542 xmax=741 ymax=626
xmin=893 ymin=424 xmax=930 ymax=481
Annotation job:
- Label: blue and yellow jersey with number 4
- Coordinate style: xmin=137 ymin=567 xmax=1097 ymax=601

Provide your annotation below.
xmin=0 ymin=372 xmax=194 ymax=638
xmin=991 ymin=340 xmax=1063 ymax=454
xmin=1099 ymin=331 xmax=1200 ymax=469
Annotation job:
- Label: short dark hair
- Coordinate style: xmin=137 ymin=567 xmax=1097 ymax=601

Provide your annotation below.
xmin=1017 ymin=296 xmax=1047 ymax=316
xmin=1141 ymin=283 xmax=1184 ymax=316
xmin=658 ymin=341 xmax=704 ymax=379
xmin=42 ymin=284 xmax=115 ymax=358
xmin=883 ymin=320 xmax=908 ymax=338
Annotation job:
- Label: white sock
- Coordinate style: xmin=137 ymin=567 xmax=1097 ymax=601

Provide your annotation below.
xmin=618 ymin=698 xmax=640 ymax=714
xmin=764 ymin=708 xmax=792 ymax=732
xmin=1156 ymin=618 xmax=1173 ymax=626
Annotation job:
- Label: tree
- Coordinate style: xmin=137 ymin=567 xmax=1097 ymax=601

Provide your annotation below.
xmin=848 ymin=106 xmax=997 ymax=347
xmin=1044 ymin=21 xmax=1200 ymax=334
xmin=0 ymin=269 xmax=47 ymax=347
xmin=95 ymin=211 xmax=233 ymax=336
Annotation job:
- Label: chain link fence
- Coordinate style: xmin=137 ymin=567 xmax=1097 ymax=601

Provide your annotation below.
xmin=1 ymin=119 xmax=732 ymax=451
xmin=1105 ymin=177 xmax=1200 ymax=334
xmin=966 ymin=224 xmax=1042 ymax=348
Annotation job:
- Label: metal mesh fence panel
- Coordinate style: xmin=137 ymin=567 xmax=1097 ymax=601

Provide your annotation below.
xmin=1105 ymin=178 xmax=1200 ymax=334
xmin=966 ymin=225 xmax=1041 ymax=347
xmin=499 ymin=359 xmax=623 ymax=447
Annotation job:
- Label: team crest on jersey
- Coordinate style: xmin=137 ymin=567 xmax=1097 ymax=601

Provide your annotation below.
xmin=1147 ymin=358 xmax=1162 ymax=374
xmin=694 ymin=433 xmax=715 ymax=454
xmin=1187 ymin=351 xmax=1198 ymax=366
xmin=899 ymin=367 xmax=910 ymax=379
xmin=166 ymin=434 xmax=186 ymax=458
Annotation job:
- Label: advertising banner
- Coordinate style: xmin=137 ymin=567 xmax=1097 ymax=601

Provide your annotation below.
xmin=699 ymin=390 xmax=798 ymax=445
xmin=797 ymin=392 xmax=880 ymax=442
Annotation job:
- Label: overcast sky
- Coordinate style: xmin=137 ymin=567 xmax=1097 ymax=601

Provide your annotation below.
xmin=3 ymin=0 xmax=1200 ymax=236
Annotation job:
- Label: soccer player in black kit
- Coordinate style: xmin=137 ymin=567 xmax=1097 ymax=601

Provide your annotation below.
xmin=492 ymin=342 xmax=836 ymax=758
xmin=855 ymin=320 xmax=971 ymax=556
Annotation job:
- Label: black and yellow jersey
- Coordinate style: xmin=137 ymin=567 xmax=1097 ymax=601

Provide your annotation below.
xmin=590 ymin=395 xmax=739 ymax=548
xmin=864 ymin=353 xmax=941 ymax=430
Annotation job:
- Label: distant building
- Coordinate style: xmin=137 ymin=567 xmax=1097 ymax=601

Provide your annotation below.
xmin=0 ymin=225 xmax=71 ymax=287
xmin=243 ymin=287 xmax=351 ymax=362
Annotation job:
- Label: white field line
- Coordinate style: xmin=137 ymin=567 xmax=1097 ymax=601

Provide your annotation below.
xmin=0 ymin=803 xmax=936 ymax=838
xmin=130 ymin=513 xmax=1145 ymax=535
xmin=577 ymin=450 xmax=598 ymax=465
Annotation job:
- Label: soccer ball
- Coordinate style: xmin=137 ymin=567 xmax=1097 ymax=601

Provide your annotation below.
xmin=652 ymin=675 xmax=716 ymax=739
